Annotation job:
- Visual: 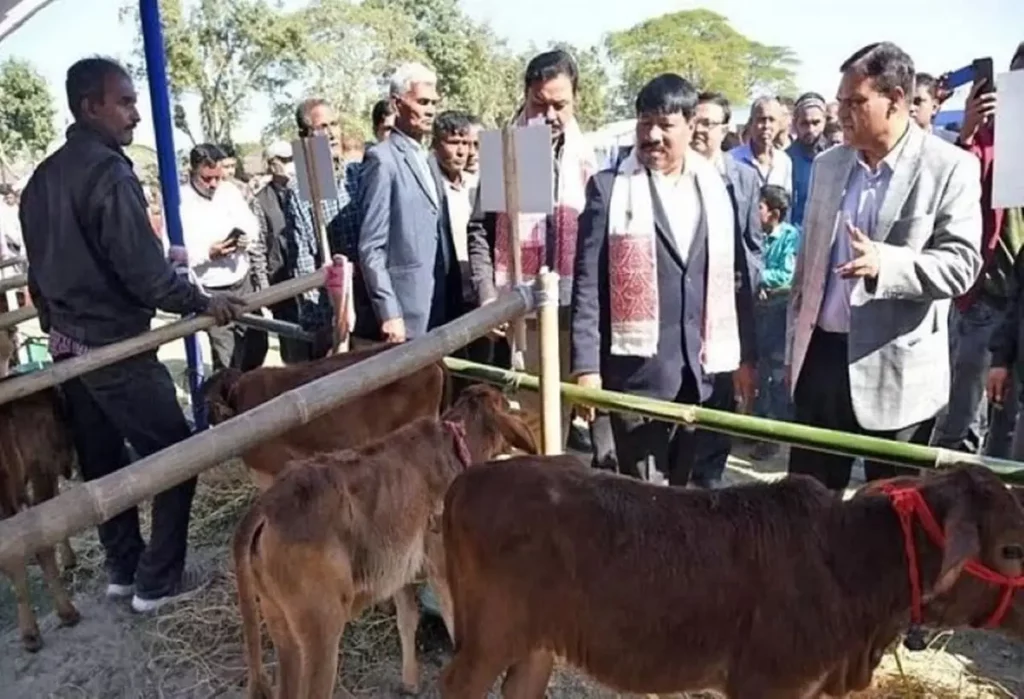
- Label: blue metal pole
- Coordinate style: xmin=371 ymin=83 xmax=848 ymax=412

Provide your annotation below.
xmin=139 ymin=0 xmax=207 ymax=430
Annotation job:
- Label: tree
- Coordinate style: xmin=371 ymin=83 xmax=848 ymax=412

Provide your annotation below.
xmin=605 ymin=9 xmax=798 ymax=115
xmin=363 ymin=0 xmax=521 ymax=126
xmin=548 ymin=42 xmax=610 ymax=131
xmin=0 ymin=58 xmax=56 ymax=161
xmin=121 ymin=0 xmax=310 ymax=144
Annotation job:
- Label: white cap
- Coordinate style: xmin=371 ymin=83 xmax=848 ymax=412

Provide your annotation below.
xmin=265 ymin=140 xmax=292 ymax=160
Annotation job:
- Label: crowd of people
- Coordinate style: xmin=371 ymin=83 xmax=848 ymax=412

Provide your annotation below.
xmin=10 ymin=36 xmax=1024 ymax=613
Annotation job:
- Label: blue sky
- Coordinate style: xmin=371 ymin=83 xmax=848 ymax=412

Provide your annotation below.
xmin=0 ymin=0 xmax=1021 ymax=148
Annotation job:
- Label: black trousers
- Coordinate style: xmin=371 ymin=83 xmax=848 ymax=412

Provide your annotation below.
xmin=690 ymin=372 xmax=735 ymax=487
xmin=61 ymin=351 xmax=196 ymax=598
xmin=206 ymin=276 xmax=267 ymax=371
xmin=609 ymin=374 xmax=700 ymax=486
xmin=788 ymin=328 xmax=928 ymax=491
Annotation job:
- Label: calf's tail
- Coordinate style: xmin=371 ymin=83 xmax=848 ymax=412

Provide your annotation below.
xmin=232 ymin=504 xmax=272 ymax=698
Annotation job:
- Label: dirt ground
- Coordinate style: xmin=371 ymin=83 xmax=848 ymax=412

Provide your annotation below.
xmin=1 ymin=334 xmax=1022 ymax=697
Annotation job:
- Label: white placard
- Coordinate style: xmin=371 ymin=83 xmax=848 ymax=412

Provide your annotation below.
xmin=478 ymin=124 xmax=554 ymax=215
xmin=993 ymin=70 xmax=1024 ymax=209
xmin=291 ymin=135 xmax=339 ymax=204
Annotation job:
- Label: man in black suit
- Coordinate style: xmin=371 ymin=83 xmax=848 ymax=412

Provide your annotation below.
xmin=570 ymin=74 xmax=757 ymax=485
xmin=689 ymin=91 xmax=763 ymax=488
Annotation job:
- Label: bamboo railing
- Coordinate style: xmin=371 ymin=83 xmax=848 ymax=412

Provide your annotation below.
xmin=443 ymin=358 xmax=1024 ymax=484
xmin=0 ymin=287 xmax=533 ymax=566
xmin=0 ymin=270 xmax=329 ymax=407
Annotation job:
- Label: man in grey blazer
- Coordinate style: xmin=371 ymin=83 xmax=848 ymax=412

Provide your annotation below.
xmin=354 ymin=62 xmax=464 ymax=343
xmin=786 ymin=42 xmax=982 ymax=491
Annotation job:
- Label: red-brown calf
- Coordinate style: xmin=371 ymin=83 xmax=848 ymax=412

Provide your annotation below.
xmin=440 ymin=461 xmax=1024 ymax=699
xmin=202 ymin=343 xmax=446 ymax=490
xmin=232 ymin=385 xmax=539 ymax=699
xmin=0 ymin=330 xmax=80 ymax=652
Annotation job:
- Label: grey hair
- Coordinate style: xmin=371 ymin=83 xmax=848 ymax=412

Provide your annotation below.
xmin=388 ymin=62 xmax=437 ymax=97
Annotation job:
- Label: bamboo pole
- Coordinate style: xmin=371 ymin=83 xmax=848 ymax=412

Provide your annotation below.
xmin=0 ymin=270 xmax=328 ymax=408
xmin=501 ymin=127 xmax=528 ymax=372
xmin=0 ymin=256 xmax=24 ymax=270
xmin=0 ymin=286 xmax=532 ymax=566
xmin=442 ymin=358 xmax=1024 ymax=484
xmin=536 ymin=268 xmax=562 ymax=454
xmin=0 ymin=273 xmax=26 ymax=293
xmin=0 ymin=304 xmax=36 ymax=330
xmin=236 ymin=313 xmax=315 ymax=343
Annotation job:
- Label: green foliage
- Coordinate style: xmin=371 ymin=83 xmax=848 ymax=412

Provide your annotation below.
xmin=0 ymin=58 xmax=56 ymax=160
xmin=121 ymin=0 xmax=310 ymax=144
xmin=605 ymin=9 xmax=798 ymax=116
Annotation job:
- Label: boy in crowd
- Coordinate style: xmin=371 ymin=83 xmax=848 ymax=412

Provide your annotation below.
xmin=752 ymin=184 xmax=800 ymax=460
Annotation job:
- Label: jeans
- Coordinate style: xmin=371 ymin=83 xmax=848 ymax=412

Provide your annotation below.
xmin=932 ymin=299 xmax=1014 ymax=456
xmin=754 ymin=294 xmax=791 ymax=421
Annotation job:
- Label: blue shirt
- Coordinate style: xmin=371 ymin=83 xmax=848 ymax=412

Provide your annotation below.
xmin=761 ymin=222 xmax=801 ymax=290
xmin=787 ymin=141 xmax=820 ymax=227
xmin=817 ymin=132 xmax=908 ymax=333
xmin=729 ymin=143 xmax=793 ymax=194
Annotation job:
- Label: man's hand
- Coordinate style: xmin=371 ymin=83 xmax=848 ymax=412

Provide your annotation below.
xmin=959 ymin=81 xmax=996 ymax=145
xmin=836 ymin=221 xmax=880 ymax=280
xmin=733 ymin=362 xmax=758 ymax=414
xmin=381 ymin=317 xmax=406 ymax=343
xmin=208 ymin=241 xmax=235 ymax=260
xmin=205 ymin=294 xmax=247 ymax=326
xmin=575 ymin=373 xmax=602 ymax=423
xmin=987 ymin=366 xmax=1011 ymax=405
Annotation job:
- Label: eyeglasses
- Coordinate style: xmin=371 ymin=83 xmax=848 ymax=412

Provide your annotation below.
xmin=694 ymin=118 xmax=725 ymax=129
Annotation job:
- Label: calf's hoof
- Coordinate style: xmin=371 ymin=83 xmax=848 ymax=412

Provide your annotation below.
xmin=21 ymin=630 xmax=42 ymax=653
xmin=398 ymin=680 xmax=420 ymax=696
xmin=245 ymin=674 xmax=273 ymax=699
xmin=58 ymin=606 xmax=81 ymax=628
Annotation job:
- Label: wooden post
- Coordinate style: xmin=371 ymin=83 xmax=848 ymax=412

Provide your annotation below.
xmin=501 ymin=127 xmax=528 ymax=372
xmin=536 ymin=267 xmax=562 ymax=454
xmin=0 ymin=286 xmax=534 ymax=567
xmin=0 ymin=270 xmax=329 ymax=408
xmin=298 ymin=137 xmax=332 ymax=267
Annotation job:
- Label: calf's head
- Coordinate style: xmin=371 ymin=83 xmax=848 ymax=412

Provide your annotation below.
xmin=200 ymin=368 xmax=244 ymax=425
xmin=442 ymin=384 xmax=539 ymax=462
xmin=863 ymin=468 xmax=1024 ymax=638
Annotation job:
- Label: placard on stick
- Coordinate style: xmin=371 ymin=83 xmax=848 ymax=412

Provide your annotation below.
xmin=993 ymin=70 xmax=1024 ymax=209
xmin=478 ymin=124 xmax=554 ymax=215
xmin=291 ymin=135 xmax=339 ymax=206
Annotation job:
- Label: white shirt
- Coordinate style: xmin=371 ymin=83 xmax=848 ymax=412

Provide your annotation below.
xmin=652 ymin=163 xmax=702 ymax=264
xmin=179 ymin=180 xmax=258 ymax=289
xmin=443 ymin=178 xmax=472 ymax=262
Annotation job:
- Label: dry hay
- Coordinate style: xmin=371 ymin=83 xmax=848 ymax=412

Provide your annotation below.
xmin=137 ymin=459 xmax=408 ymax=697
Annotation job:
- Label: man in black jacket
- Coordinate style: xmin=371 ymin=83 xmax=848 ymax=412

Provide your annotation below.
xmin=20 ymin=57 xmax=244 ymax=614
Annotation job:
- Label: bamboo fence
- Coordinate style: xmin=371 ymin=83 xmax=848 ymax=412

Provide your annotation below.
xmin=0 ymin=287 xmax=533 ymax=566
xmin=443 ymin=358 xmax=1024 ymax=484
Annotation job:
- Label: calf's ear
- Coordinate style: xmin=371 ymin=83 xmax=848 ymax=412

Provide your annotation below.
xmin=497 ymin=413 xmax=541 ymax=456
xmin=934 ymin=498 xmax=981 ymax=596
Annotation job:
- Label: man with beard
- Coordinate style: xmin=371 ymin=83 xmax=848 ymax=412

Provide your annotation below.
xmin=571 ymin=73 xmax=757 ymax=485
xmin=354 ymin=62 xmax=464 ymax=344
xmin=787 ymin=92 xmax=829 ymax=226
xmin=730 ymin=96 xmax=793 ymax=197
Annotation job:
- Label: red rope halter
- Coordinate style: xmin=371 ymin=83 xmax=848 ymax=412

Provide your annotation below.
xmin=880 ymin=483 xmax=1024 ymax=629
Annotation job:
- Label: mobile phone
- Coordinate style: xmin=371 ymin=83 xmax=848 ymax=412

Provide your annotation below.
xmin=940 ymin=57 xmax=995 ymax=93
xmin=973 ymin=57 xmax=995 ymax=95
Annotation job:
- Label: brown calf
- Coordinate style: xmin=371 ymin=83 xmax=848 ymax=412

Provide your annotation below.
xmin=232 ymin=385 xmax=539 ymax=699
xmin=440 ymin=461 xmax=1024 ymax=699
xmin=202 ymin=342 xmax=446 ymax=490
xmin=0 ymin=330 xmax=80 ymax=652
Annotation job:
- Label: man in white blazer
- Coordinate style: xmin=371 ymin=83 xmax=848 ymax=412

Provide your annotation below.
xmin=785 ymin=42 xmax=982 ymax=491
